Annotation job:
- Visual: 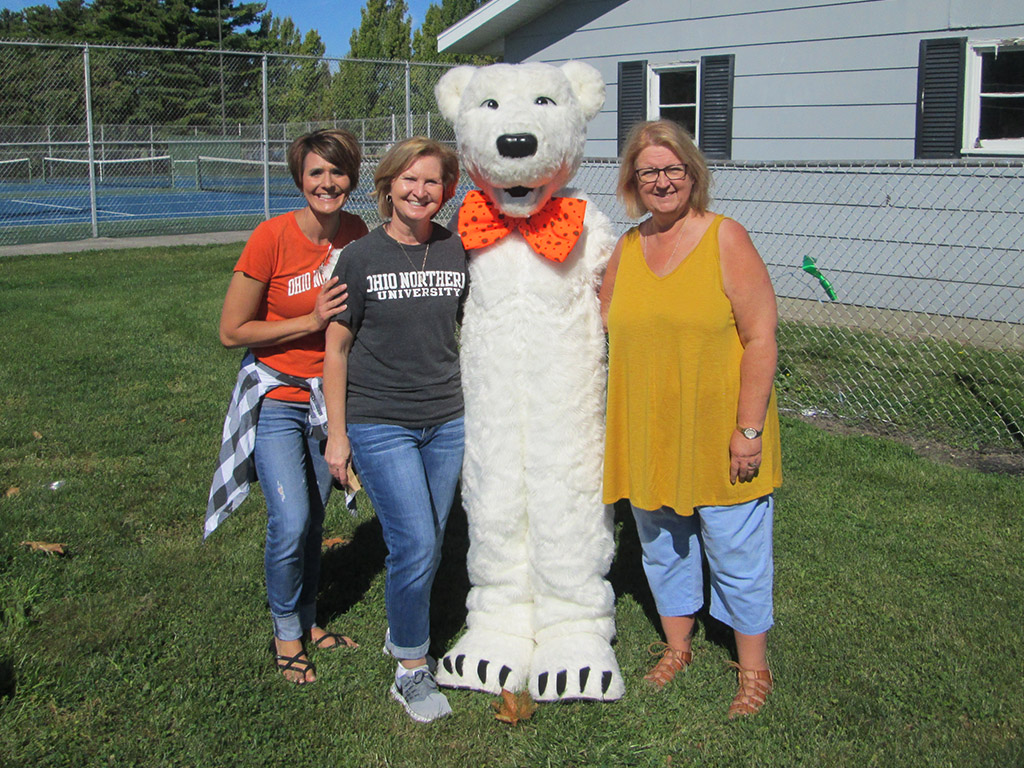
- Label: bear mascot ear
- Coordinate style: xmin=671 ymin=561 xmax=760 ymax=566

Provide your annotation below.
xmin=435 ymin=66 xmax=478 ymax=123
xmin=560 ymin=60 xmax=606 ymax=122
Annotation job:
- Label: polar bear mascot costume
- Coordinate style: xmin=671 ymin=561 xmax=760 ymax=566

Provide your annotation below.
xmin=434 ymin=61 xmax=623 ymax=702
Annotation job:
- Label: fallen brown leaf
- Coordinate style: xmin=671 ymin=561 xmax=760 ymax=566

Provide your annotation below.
xmin=5 ymin=486 xmax=19 ymax=498
xmin=20 ymin=541 xmax=67 ymax=556
xmin=32 ymin=431 xmax=43 ymax=440
xmin=321 ymin=537 xmax=350 ymax=549
xmin=491 ymin=688 xmax=537 ymax=725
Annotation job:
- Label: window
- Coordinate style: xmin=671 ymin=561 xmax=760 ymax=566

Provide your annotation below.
xmin=650 ymin=64 xmax=698 ymax=136
xmin=617 ymin=55 xmax=734 ymax=159
xmin=963 ymin=40 xmax=1024 ymax=155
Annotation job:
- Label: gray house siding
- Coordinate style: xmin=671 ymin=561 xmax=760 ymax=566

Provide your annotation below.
xmin=496 ymin=0 xmax=1024 ymax=162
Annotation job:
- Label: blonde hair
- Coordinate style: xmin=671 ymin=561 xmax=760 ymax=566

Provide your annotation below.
xmin=617 ymin=120 xmax=711 ymax=219
xmin=373 ymin=137 xmax=460 ymax=220
xmin=286 ymin=129 xmax=361 ymax=190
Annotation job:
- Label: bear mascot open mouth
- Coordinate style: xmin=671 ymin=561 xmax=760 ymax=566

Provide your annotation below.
xmin=433 ymin=61 xmax=625 ymax=703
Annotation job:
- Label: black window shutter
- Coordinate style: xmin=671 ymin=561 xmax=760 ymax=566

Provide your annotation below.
xmin=915 ymin=37 xmax=966 ymax=159
xmin=618 ymin=60 xmax=647 ymax=155
xmin=699 ymin=54 xmax=734 ymax=160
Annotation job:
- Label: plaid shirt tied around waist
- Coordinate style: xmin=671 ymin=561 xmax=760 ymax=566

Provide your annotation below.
xmin=203 ymin=352 xmax=328 ymax=539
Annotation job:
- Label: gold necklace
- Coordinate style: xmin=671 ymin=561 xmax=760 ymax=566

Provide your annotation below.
xmin=641 ymin=218 xmax=687 ymax=268
xmin=388 ymin=224 xmax=430 ymax=270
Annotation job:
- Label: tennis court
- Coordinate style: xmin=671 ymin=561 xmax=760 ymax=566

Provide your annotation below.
xmin=0 ymin=155 xmax=381 ymax=243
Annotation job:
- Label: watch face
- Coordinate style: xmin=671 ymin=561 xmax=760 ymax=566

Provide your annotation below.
xmin=742 ymin=427 xmax=759 ymax=439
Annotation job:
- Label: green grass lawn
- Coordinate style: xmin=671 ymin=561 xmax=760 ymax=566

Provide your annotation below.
xmin=1 ymin=246 xmax=1022 ymax=767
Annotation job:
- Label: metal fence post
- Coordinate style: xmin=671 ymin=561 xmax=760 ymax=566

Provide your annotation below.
xmin=82 ymin=44 xmax=99 ymax=238
xmin=262 ymin=54 xmax=270 ymax=221
xmin=405 ymin=61 xmax=412 ymax=138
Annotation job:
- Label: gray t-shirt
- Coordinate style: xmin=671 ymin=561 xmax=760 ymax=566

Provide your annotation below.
xmin=331 ymin=224 xmax=468 ymax=428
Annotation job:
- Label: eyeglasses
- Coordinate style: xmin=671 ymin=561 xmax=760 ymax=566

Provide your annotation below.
xmin=635 ymin=164 xmax=688 ymax=184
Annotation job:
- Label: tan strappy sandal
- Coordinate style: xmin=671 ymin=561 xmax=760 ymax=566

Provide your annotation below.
xmin=727 ymin=662 xmax=773 ymax=718
xmin=643 ymin=642 xmax=693 ymax=689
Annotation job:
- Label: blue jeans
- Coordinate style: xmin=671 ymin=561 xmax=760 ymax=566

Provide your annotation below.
xmin=254 ymin=399 xmax=332 ymax=642
xmin=347 ymin=416 xmax=465 ymax=660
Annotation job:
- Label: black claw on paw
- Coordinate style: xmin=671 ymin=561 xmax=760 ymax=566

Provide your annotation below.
xmin=556 ymin=670 xmax=567 ymax=696
xmin=477 ymin=659 xmax=488 ymax=683
xmin=498 ymin=665 xmax=512 ymax=688
xmin=455 ymin=654 xmax=465 ymax=676
xmin=442 ymin=656 xmax=454 ymax=674
xmin=537 ymin=671 xmax=548 ymax=696
xmin=601 ymin=670 xmax=612 ymax=694
xmin=579 ymin=666 xmax=590 ymax=691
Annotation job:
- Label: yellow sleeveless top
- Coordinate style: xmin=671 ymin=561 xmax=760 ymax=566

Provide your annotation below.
xmin=603 ymin=215 xmax=782 ymax=515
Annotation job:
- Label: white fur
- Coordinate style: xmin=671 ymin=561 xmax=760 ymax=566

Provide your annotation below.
xmin=434 ymin=62 xmax=623 ymax=702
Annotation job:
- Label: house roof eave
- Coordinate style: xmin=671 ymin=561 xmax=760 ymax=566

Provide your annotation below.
xmin=437 ymin=0 xmax=562 ymax=55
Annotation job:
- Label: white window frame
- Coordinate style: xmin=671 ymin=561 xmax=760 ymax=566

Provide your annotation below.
xmin=962 ymin=39 xmax=1024 ymax=156
xmin=648 ymin=61 xmax=700 ymax=139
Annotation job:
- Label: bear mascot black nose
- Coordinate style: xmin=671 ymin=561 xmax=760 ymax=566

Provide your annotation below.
xmin=496 ymin=133 xmax=538 ymax=158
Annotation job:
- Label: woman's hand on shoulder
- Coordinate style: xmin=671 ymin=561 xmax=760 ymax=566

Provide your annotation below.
xmin=311 ymin=277 xmax=348 ymax=331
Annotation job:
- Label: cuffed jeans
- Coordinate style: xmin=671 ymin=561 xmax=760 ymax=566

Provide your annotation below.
xmin=347 ymin=416 xmax=464 ymax=660
xmin=253 ymin=399 xmax=332 ymax=642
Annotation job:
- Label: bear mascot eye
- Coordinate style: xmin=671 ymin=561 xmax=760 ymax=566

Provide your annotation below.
xmin=534 ymin=96 xmax=556 ymax=106
xmin=481 ymin=98 xmax=499 ymax=109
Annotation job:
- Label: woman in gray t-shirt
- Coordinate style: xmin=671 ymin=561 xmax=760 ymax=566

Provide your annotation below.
xmin=323 ymin=137 xmax=466 ymax=724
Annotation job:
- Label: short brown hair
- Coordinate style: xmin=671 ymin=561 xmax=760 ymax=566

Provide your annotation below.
xmin=373 ymin=137 xmax=460 ymax=220
xmin=617 ymin=120 xmax=711 ymax=219
xmin=286 ymin=129 xmax=361 ymax=190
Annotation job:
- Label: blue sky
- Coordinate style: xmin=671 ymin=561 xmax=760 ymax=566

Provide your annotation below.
xmin=0 ymin=0 xmax=437 ymax=58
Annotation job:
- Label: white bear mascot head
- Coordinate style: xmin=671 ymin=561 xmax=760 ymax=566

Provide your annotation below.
xmin=435 ymin=61 xmax=605 ymax=219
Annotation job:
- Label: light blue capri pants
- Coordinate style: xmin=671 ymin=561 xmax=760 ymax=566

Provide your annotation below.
xmin=630 ymin=495 xmax=774 ymax=636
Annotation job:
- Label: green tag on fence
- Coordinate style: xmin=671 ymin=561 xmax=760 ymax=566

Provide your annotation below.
xmin=801 ymin=255 xmax=837 ymax=301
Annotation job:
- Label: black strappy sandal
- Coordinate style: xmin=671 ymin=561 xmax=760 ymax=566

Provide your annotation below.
xmin=271 ymin=641 xmax=315 ymax=684
xmin=308 ymin=630 xmax=350 ymax=652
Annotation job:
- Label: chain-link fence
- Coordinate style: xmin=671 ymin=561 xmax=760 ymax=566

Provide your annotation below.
xmin=0 ymin=40 xmax=456 ymax=244
xmin=576 ymin=158 xmax=1024 ymax=453
xmin=3 ymin=40 xmax=1022 ymax=453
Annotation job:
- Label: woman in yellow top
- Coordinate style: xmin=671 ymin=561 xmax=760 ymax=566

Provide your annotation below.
xmin=600 ymin=120 xmax=782 ymax=718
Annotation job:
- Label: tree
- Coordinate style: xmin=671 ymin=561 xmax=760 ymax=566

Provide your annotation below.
xmin=347 ymin=0 xmax=412 ymax=61
xmin=258 ymin=13 xmax=333 ymax=124
xmin=411 ymin=0 xmax=492 ymax=64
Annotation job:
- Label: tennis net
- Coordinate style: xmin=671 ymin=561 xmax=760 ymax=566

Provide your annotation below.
xmin=195 ymin=156 xmax=294 ymax=197
xmin=0 ymin=157 xmax=32 ymax=183
xmin=42 ymin=155 xmax=173 ymax=188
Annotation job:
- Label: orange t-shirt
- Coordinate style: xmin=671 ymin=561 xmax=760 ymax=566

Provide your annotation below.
xmin=233 ymin=210 xmax=368 ymax=402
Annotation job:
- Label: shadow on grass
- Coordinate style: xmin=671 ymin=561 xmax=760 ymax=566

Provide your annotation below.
xmin=329 ymin=490 xmax=737 ymax=660
xmin=431 ymin=485 xmax=471 ymax=654
xmin=317 ymin=515 xmax=387 ymax=625
xmin=0 ymin=657 xmax=13 ymax=704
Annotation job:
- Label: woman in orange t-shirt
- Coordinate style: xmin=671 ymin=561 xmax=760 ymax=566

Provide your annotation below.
xmin=219 ymin=130 xmax=368 ymax=684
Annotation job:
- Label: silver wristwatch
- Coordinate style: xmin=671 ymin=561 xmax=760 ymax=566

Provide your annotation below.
xmin=739 ymin=426 xmax=763 ymax=439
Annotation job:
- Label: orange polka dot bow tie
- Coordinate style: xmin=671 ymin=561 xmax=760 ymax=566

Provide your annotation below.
xmin=457 ymin=189 xmax=587 ymax=263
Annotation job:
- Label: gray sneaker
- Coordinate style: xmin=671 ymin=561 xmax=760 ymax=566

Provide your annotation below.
xmin=390 ymin=669 xmax=452 ymax=723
